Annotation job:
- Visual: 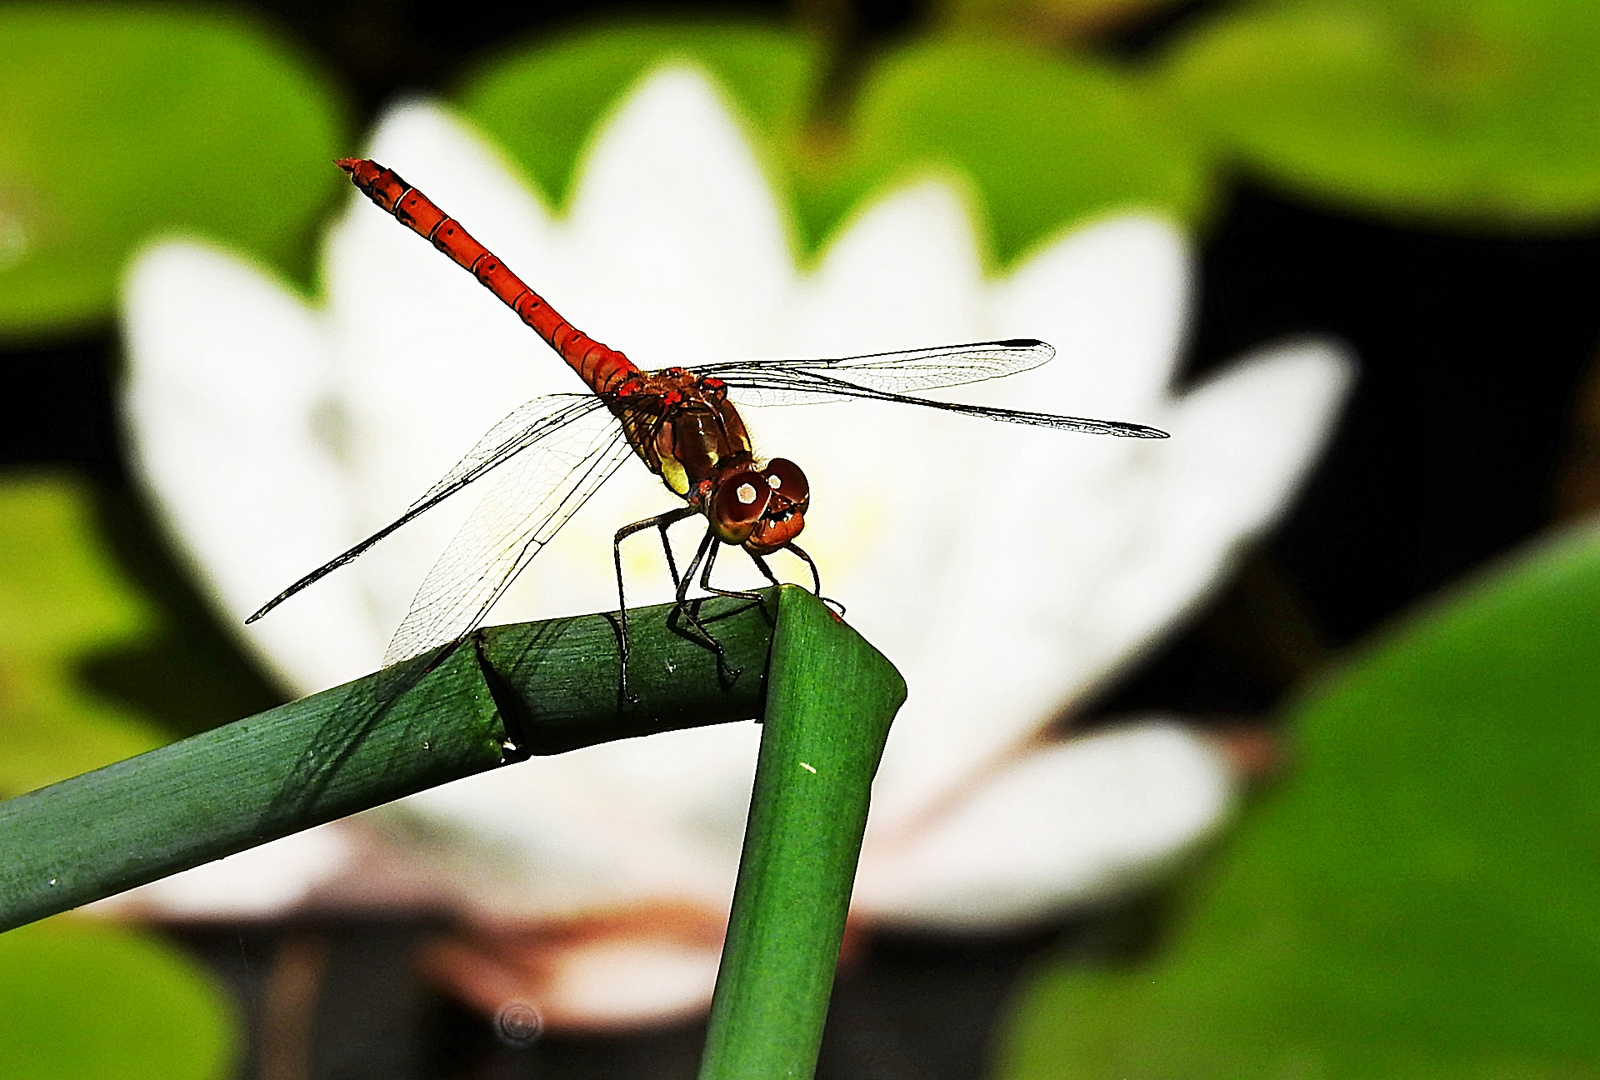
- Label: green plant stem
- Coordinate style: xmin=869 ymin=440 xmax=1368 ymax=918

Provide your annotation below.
xmin=699 ymin=586 xmax=907 ymax=1080
xmin=0 ymin=595 xmax=773 ymax=933
xmin=0 ymin=584 xmax=910 ymax=1080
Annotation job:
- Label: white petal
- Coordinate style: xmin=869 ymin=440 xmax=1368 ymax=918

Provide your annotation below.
xmin=861 ymin=336 xmax=1351 ymax=832
xmin=1091 ymin=339 xmax=1355 ymax=655
xmin=784 ymin=178 xmax=985 ymax=354
xmin=985 ymin=213 xmax=1189 ymax=416
xmin=122 ymin=240 xmax=384 ymax=690
xmin=386 ymin=722 xmax=760 ymax=917
xmin=540 ymin=936 xmax=723 ymax=1029
xmin=565 ymin=66 xmax=795 ymax=364
xmin=90 ymin=824 xmax=355 ymax=919
xmin=852 ymin=720 xmax=1236 ymax=930
xmin=748 ymin=180 xmax=994 ymax=668
xmin=829 ymin=216 xmax=1187 ymax=827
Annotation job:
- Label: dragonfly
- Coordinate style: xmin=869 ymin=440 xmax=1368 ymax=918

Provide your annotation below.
xmin=248 ymin=158 xmax=1169 ymax=693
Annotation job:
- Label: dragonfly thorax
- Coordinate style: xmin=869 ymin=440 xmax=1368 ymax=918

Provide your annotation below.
xmin=612 ymin=369 xmax=755 ymax=496
xmin=609 ymin=367 xmax=809 ymax=553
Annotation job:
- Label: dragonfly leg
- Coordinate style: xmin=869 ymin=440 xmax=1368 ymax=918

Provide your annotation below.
xmin=657 ymin=516 xmax=689 ymax=590
xmin=782 ymin=542 xmax=822 ymax=594
xmin=748 ymin=552 xmax=782 ymax=588
xmin=686 ymin=544 xmax=772 ymax=622
xmin=699 ymin=541 xmax=768 ymax=605
xmin=614 ymin=505 xmax=699 ymax=703
xmin=675 ymin=526 xmax=715 ymax=606
xmin=664 ymin=530 xmax=745 ymax=685
xmin=783 ymin=542 xmax=846 ymax=615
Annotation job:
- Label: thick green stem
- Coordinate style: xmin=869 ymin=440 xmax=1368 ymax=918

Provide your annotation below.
xmin=0 ymin=595 xmax=773 ymax=932
xmin=0 ymin=585 xmax=909 ymax=1080
xmin=699 ymin=586 xmax=907 ymax=1080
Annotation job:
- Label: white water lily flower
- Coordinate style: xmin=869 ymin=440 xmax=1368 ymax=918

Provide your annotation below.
xmin=116 ymin=66 xmax=1351 ymax=1027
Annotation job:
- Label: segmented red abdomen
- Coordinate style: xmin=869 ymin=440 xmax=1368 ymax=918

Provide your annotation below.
xmin=336 ymin=158 xmax=637 ymax=395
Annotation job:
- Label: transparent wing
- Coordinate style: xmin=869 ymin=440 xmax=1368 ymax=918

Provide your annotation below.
xmin=383 ymin=409 xmax=637 ymax=665
xmin=405 ymin=394 xmax=608 ymax=510
xmin=695 ymin=338 xmax=1055 ymax=403
xmin=247 ymin=393 xmax=615 ymax=624
xmin=764 ymin=375 xmax=1169 ymax=436
xmin=862 ymin=389 xmax=1169 ymax=437
xmin=702 ymin=337 xmax=1166 ymax=438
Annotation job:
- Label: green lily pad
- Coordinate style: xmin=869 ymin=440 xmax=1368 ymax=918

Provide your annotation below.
xmin=0 ymin=918 xmax=234 ymax=1080
xmin=1159 ymin=1 xmax=1600 ymax=227
xmin=815 ymin=40 xmax=1210 ymax=263
xmin=0 ymin=473 xmax=165 ymax=797
xmin=997 ymin=519 xmax=1600 ymax=1077
xmin=0 ymin=5 xmax=347 ymax=338
xmin=458 ymin=23 xmax=823 ymax=211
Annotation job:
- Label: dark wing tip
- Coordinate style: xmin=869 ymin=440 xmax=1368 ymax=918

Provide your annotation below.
xmin=1091 ymin=419 xmax=1169 ymax=439
xmin=247 ymin=583 xmax=305 ymax=623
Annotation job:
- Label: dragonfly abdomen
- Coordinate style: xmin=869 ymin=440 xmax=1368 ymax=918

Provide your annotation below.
xmin=336 ymin=158 xmax=637 ymax=395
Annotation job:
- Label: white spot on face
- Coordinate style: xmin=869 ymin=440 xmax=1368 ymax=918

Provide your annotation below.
xmin=737 ymin=482 xmax=758 ymax=504
xmin=768 ymin=473 xmax=782 ymax=489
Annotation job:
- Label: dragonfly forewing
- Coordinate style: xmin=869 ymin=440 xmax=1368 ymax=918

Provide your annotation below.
xmin=697 ymin=338 xmax=1056 ymax=405
xmin=698 ymin=339 xmax=1166 ymax=439
xmin=405 ymin=394 xmax=608 ymax=510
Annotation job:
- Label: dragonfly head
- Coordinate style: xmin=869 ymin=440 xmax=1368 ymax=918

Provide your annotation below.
xmin=707 ymin=457 xmax=809 ymax=553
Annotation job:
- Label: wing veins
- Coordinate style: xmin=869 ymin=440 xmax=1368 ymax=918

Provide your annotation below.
xmin=246 ymin=394 xmax=612 ymax=624
xmin=382 ymin=422 xmax=637 ymax=664
xmin=730 ymin=370 xmax=1169 ymax=437
xmin=698 ymin=338 xmax=1054 ymax=395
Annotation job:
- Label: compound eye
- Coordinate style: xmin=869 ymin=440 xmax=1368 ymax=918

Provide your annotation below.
xmin=762 ymin=458 xmax=809 ymax=511
xmin=712 ymin=467 xmax=771 ymax=541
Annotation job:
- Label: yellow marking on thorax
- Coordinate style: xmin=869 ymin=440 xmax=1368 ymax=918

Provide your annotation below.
xmin=660 ymin=456 xmax=690 ymax=496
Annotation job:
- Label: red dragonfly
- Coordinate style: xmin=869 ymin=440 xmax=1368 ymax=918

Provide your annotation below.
xmin=248 ymin=159 xmax=1168 ymax=689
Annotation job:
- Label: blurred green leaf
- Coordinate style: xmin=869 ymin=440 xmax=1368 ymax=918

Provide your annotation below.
xmin=0 ymin=5 xmax=347 ymax=338
xmin=458 ymin=23 xmax=823 ymax=210
xmin=0 ymin=473 xmax=165 ymax=797
xmin=1159 ymin=1 xmax=1600 ymax=227
xmin=456 ymin=28 xmax=1209 ymax=265
xmin=0 ymin=917 xmax=234 ymax=1080
xmin=997 ymin=520 xmax=1600 ymax=1077
xmin=812 ymin=40 xmax=1210 ymax=263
